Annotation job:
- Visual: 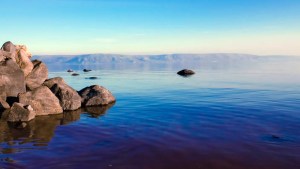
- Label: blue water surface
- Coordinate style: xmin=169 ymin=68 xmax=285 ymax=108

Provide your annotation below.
xmin=0 ymin=61 xmax=300 ymax=169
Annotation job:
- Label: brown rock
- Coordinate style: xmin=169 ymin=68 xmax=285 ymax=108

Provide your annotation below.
xmin=26 ymin=60 xmax=48 ymax=90
xmin=43 ymin=77 xmax=81 ymax=111
xmin=0 ymin=58 xmax=26 ymax=97
xmin=78 ymin=85 xmax=116 ymax=106
xmin=7 ymin=103 xmax=36 ymax=122
xmin=18 ymin=86 xmax=63 ymax=116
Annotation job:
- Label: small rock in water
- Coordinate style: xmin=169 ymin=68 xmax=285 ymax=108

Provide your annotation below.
xmin=177 ymin=69 xmax=195 ymax=76
xmin=83 ymin=69 xmax=92 ymax=72
xmin=86 ymin=77 xmax=98 ymax=80
xmin=71 ymin=73 xmax=80 ymax=76
xmin=67 ymin=69 xmax=74 ymax=72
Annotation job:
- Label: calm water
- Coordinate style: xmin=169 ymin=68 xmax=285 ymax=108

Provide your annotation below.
xmin=1 ymin=61 xmax=300 ymax=169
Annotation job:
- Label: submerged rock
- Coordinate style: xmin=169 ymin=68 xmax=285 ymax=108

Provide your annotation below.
xmin=7 ymin=103 xmax=36 ymax=122
xmin=177 ymin=69 xmax=195 ymax=76
xmin=86 ymin=77 xmax=98 ymax=80
xmin=26 ymin=60 xmax=48 ymax=90
xmin=83 ymin=69 xmax=92 ymax=72
xmin=79 ymin=85 xmax=116 ymax=106
xmin=43 ymin=77 xmax=81 ymax=111
xmin=67 ymin=69 xmax=74 ymax=72
xmin=18 ymin=86 xmax=63 ymax=115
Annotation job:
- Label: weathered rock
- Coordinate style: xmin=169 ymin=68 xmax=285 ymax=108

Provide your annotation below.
xmin=79 ymin=85 xmax=116 ymax=106
xmin=0 ymin=59 xmax=26 ymax=97
xmin=43 ymin=77 xmax=81 ymax=111
xmin=18 ymin=86 xmax=63 ymax=115
xmin=7 ymin=103 xmax=36 ymax=122
xmin=177 ymin=69 xmax=195 ymax=76
xmin=15 ymin=45 xmax=33 ymax=77
xmin=25 ymin=60 xmax=48 ymax=90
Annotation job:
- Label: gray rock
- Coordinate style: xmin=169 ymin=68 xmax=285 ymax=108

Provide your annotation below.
xmin=79 ymin=85 xmax=116 ymax=106
xmin=43 ymin=77 xmax=81 ymax=111
xmin=7 ymin=103 xmax=36 ymax=122
xmin=18 ymin=86 xmax=63 ymax=116
xmin=25 ymin=60 xmax=48 ymax=90
xmin=0 ymin=58 xmax=26 ymax=97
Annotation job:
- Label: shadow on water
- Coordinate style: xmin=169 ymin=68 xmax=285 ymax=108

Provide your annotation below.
xmin=0 ymin=104 xmax=114 ymax=152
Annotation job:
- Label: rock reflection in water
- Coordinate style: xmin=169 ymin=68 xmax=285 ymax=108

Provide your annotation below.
xmin=0 ymin=104 xmax=113 ymax=150
xmin=84 ymin=103 xmax=114 ymax=118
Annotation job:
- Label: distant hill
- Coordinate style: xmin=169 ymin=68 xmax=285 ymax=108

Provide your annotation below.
xmin=32 ymin=53 xmax=300 ymax=65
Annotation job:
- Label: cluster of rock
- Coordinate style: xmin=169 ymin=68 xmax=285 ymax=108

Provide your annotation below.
xmin=0 ymin=41 xmax=116 ymax=122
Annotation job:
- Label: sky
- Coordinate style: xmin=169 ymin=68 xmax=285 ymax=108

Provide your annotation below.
xmin=1 ymin=0 xmax=300 ymax=55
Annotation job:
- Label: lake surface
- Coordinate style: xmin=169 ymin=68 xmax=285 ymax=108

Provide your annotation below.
xmin=1 ymin=60 xmax=300 ymax=169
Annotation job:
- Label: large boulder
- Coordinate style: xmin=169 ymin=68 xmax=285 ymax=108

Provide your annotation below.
xmin=43 ymin=77 xmax=81 ymax=111
xmin=18 ymin=86 xmax=63 ymax=115
xmin=0 ymin=58 xmax=26 ymax=97
xmin=26 ymin=60 xmax=48 ymax=90
xmin=78 ymin=85 xmax=116 ymax=106
xmin=7 ymin=103 xmax=36 ymax=122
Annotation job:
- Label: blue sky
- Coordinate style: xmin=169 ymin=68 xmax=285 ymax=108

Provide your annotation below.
xmin=1 ymin=0 xmax=300 ymax=55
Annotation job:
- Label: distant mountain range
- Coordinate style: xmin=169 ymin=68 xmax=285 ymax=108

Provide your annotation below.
xmin=32 ymin=53 xmax=300 ymax=65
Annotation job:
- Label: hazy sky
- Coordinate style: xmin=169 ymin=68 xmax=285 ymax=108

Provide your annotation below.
xmin=1 ymin=0 xmax=300 ymax=55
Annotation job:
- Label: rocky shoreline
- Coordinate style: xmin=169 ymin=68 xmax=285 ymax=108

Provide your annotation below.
xmin=0 ymin=41 xmax=116 ymax=123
